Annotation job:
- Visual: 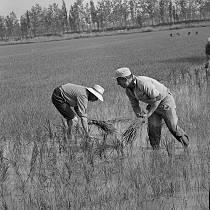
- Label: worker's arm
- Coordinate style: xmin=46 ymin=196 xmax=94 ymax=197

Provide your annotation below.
xmin=138 ymin=81 xmax=162 ymax=118
xmin=76 ymin=95 xmax=92 ymax=139
xmin=126 ymin=88 xmax=143 ymax=117
xmin=80 ymin=116 xmax=90 ymax=137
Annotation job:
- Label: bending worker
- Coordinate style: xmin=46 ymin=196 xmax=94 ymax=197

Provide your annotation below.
xmin=52 ymin=83 xmax=104 ymax=138
xmin=115 ymin=67 xmax=189 ymax=150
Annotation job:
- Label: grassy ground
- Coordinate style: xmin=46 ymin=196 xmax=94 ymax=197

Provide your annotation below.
xmin=0 ymin=26 xmax=209 ymax=209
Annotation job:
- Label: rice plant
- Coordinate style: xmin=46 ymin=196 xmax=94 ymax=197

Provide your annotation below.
xmin=0 ymin=28 xmax=209 ymax=209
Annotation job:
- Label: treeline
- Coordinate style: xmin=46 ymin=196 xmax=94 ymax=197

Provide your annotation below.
xmin=0 ymin=0 xmax=210 ymax=41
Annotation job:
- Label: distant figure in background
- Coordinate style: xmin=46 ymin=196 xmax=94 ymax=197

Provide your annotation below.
xmin=52 ymin=83 xmax=104 ymax=138
xmin=195 ymin=31 xmax=198 ymax=35
xmin=188 ymin=32 xmax=191 ymax=35
xmin=114 ymin=67 xmax=189 ymax=150
xmin=170 ymin=33 xmax=173 ymax=37
xmin=205 ymin=37 xmax=210 ymax=69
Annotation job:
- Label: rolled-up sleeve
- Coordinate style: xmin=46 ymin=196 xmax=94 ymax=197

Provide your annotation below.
xmin=126 ymin=88 xmax=142 ymax=115
xmin=76 ymin=95 xmax=88 ymax=118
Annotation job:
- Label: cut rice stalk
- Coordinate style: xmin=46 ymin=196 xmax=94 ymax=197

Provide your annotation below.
xmin=88 ymin=119 xmax=117 ymax=135
xmin=122 ymin=118 xmax=145 ymax=145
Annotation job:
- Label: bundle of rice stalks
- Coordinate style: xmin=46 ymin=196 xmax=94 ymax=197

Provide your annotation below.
xmin=88 ymin=119 xmax=117 ymax=135
xmin=122 ymin=118 xmax=145 ymax=145
xmin=107 ymin=118 xmax=132 ymax=124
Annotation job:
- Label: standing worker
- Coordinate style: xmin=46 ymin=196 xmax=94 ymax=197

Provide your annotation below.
xmin=114 ymin=67 xmax=189 ymax=150
xmin=205 ymin=37 xmax=210 ymax=69
xmin=52 ymin=83 xmax=104 ymax=139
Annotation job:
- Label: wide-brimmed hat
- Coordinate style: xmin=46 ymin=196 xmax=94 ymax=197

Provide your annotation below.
xmin=87 ymin=84 xmax=104 ymax=101
xmin=114 ymin=67 xmax=132 ymax=79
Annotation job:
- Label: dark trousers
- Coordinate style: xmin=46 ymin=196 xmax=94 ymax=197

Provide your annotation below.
xmin=51 ymin=87 xmax=76 ymax=120
xmin=147 ymin=94 xmax=189 ymax=149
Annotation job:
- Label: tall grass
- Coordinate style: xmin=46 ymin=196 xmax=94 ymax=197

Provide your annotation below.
xmin=0 ymin=29 xmax=209 ymax=209
xmin=0 ymin=66 xmax=208 ymax=210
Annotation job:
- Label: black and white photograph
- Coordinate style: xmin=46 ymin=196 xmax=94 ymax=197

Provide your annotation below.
xmin=0 ymin=0 xmax=209 ymax=209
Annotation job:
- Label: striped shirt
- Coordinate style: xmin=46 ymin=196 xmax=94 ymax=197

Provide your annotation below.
xmin=60 ymin=83 xmax=88 ymax=118
xmin=126 ymin=76 xmax=170 ymax=114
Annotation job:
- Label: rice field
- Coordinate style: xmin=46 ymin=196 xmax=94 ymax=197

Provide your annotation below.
xmin=0 ymin=26 xmax=209 ymax=210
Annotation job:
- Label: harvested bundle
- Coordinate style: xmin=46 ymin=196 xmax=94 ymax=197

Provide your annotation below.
xmin=107 ymin=118 xmax=132 ymax=124
xmin=88 ymin=119 xmax=117 ymax=135
xmin=122 ymin=118 xmax=145 ymax=145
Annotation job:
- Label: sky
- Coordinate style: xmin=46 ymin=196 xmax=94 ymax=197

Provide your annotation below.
xmin=0 ymin=0 xmax=74 ymax=18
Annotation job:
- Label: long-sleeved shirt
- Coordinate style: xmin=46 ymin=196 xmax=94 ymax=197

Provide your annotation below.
xmin=126 ymin=76 xmax=172 ymax=115
xmin=60 ymin=83 xmax=88 ymax=118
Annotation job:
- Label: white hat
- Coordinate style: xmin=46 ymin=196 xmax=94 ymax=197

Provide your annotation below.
xmin=208 ymin=37 xmax=210 ymax=43
xmin=114 ymin=67 xmax=131 ymax=78
xmin=87 ymin=84 xmax=104 ymax=101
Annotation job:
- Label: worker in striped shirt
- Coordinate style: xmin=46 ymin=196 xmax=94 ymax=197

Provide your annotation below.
xmin=115 ymin=67 xmax=189 ymax=150
xmin=52 ymin=83 xmax=104 ymax=139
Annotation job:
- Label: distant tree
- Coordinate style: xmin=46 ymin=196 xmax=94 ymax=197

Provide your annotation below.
xmin=97 ymin=0 xmax=112 ymax=30
xmin=173 ymin=0 xmax=180 ymax=22
xmin=69 ymin=3 xmax=79 ymax=32
xmin=83 ymin=3 xmax=91 ymax=31
xmin=5 ymin=12 xmax=19 ymax=38
xmin=136 ymin=11 xmax=143 ymax=27
xmin=180 ymin=0 xmax=187 ymax=20
xmin=61 ymin=0 xmax=68 ymax=32
xmin=51 ymin=3 xmax=63 ymax=33
xmin=68 ymin=9 xmax=74 ymax=31
xmin=42 ymin=7 xmax=51 ymax=33
xmin=141 ymin=0 xmax=158 ymax=25
xmin=26 ymin=10 xmax=31 ymax=36
xmin=68 ymin=0 xmax=87 ymax=32
xmin=20 ymin=15 xmax=28 ymax=38
xmin=120 ymin=0 xmax=130 ymax=27
xmin=20 ymin=11 xmax=31 ymax=38
xmin=26 ymin=10 xmax=30 ymax=27
xmin=29 ymin=4 xmax=42 ymax=37
xmin=0 ymin=16 xmax=6 ymax=40
xmin=159 ymin=0 xmax=165 ymax=23
xmin=111 ymin=0 xmax=128 ymax=27
xmin=168 ymin=0 xmax=173 ymax=22
xmin=90 ymin=0 xmax=97 ymax=29
xmin=198 ymin=0 xmax=210 ymax=19
xmin=129 ymin=0 xmax=135 ymax=26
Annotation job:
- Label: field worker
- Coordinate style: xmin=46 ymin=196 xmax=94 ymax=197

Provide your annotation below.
xmin=205 ymin=37 xmax=210 ymax=69
xmin=52 ymin=83 xmax=104 ymax=138
xmin=115 ymin=67 xmax=189 ymax=150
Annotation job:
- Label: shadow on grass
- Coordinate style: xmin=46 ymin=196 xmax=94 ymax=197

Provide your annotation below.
xmin=160 ymin=56 xmax=205 ymax=64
